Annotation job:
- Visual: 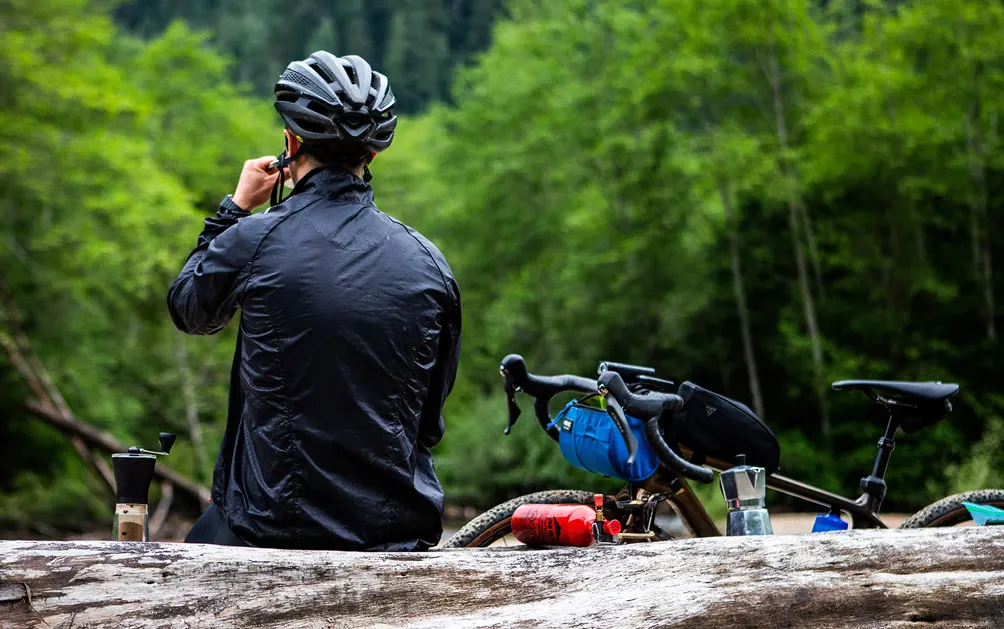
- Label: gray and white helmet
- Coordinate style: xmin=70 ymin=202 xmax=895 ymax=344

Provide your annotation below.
xmin=274 ymin=52 xmax=396 ymax=154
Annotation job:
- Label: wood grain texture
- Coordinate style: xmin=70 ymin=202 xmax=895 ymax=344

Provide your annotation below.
xmin=2 ymin=528 xmax=1004 ymax=628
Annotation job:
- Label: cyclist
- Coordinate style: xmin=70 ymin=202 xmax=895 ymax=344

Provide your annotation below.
xmin=167 ymin=52 xmax=461 ymax=551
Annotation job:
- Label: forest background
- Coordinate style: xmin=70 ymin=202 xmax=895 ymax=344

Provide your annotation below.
xmin=2 ymin=0 xmax=1004 ymax=532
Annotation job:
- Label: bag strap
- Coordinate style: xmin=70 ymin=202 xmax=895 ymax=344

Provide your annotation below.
xmin=546 ymin=400 xmax=576 ymax=431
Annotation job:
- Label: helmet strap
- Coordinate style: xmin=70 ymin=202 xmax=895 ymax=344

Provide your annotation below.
xmin=362 ymin=152 xmax=376 ymax=183
xmin=269 ymin=137 xmax=305 ymax=207
xmin=270 ymin=149 xmax=288 ymax=208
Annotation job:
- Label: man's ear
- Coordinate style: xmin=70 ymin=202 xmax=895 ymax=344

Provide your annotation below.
xmin=283 ymin=128 xmax=299 ymax=156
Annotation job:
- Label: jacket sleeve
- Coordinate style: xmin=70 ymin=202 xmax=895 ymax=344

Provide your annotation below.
xmin=418 ymin=277 xmax=462 ymax=449
xmin=167 ymin=205 xmax=264 ymax=336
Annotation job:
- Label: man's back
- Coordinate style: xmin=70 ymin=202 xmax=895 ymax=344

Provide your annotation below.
xmin=169 ymin=167 xmax=461 ymax=550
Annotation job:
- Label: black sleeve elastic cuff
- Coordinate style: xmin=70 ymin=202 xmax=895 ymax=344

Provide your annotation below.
xmin=219 ymin=194 xmax=251 ymax=219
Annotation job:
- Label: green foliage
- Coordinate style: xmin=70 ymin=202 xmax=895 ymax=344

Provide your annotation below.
xmin=5 ymin=0 xmax=1004 ymax=533
xmin=112 ymin=0 xmax=506 ymax=113
xmin=375 ymin=0 xmax=1004 ymax=510
xmin=0 ymin=0 xmax=274 ymax=528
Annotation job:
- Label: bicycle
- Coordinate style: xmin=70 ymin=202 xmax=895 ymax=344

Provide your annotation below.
xmin=443 ymin=355 xmax=1004 ymax=548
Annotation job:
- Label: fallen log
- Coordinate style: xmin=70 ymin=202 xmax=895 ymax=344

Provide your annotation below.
xmin=3 ymin=528 xmax=1004 ymax=628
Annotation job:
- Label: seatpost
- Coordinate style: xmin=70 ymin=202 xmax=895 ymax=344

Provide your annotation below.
xmin=860 ymin=411 xmax=900 ymax=513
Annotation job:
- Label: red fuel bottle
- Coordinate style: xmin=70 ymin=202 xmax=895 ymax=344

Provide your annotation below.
xmin=511 ymin=502 xmax=621 ymax=547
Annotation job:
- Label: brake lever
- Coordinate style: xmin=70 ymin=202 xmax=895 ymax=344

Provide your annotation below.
xmin=603 ymin=393 xmax=640 ymax=466
xmin=501 ymin=367 xmax=521 ymax=435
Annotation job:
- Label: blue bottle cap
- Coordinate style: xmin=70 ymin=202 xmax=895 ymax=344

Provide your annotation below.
xmin=811 ymin=512 xmax=848 ymax=533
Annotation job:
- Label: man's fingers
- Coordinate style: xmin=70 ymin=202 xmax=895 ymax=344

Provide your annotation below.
xmin=250 ymin=156 xmax=279 ymax=172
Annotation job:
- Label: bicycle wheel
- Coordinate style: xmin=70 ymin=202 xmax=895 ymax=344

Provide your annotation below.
xmin=900 ymin=489 xmax=1004 ymax=528
xmin=440 ymin=489 xmax=597 ymax=549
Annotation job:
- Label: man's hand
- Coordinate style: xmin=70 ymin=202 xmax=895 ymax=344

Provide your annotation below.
xmin=231 ymin=156 xmax=290 ymax=211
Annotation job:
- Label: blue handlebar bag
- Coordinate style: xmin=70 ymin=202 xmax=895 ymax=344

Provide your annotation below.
xmin=549 ymin=399 xmax=660 ymax=482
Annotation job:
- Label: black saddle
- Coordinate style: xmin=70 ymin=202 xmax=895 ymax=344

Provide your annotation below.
xmin=832 ymin=379 xmax=960 ymax=433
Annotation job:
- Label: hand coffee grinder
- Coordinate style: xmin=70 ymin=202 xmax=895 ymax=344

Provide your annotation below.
xmin=111 ymin=433 xmax=175 ymax=542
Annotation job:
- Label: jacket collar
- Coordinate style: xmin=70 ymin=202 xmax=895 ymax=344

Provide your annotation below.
xmin=291 ymin=165 xmax=373 ymax=204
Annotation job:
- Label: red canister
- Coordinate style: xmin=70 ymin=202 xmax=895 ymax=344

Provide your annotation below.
xmin=511 ymin=504 xmax=604 ymax=547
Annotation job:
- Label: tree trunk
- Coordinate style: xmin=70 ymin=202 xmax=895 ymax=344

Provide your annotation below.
xmin=965 ymin=80 xmax=996 ymax=342
xmin=149 ymin=482 xmax=174 ymax=540
xmin=721 ymin=182 xmax=765 ymax=419
xmin=879 ymin=41 xmax=928 ymax=268
xmin=795 ymin=185 xmax=826 ymax=302
xmin=0 ymin=278 xmax=116 ymax=491
xmin=175 ymin=334 xmax=210 ymax=483
xmin=765 ymin=40 xmax=830 ymax=437
xmin=3 ymin=529 xmax=1004 ymax=628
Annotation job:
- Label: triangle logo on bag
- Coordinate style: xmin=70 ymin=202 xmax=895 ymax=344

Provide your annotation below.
xmin=706 ymin=405 xmax=718 ymax=418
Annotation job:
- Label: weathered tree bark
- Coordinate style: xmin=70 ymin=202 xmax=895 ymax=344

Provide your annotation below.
xmin=721 ymin=182 xmax=765 ymax=419
xmin=25 ymin=400 xmax=210 ymax=510
xmin=2 ymin=529 xmax=1004 ymax=628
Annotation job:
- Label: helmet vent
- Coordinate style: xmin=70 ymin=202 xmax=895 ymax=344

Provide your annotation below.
xmin=306 ymin=100 xmax=336 ymax=115
xmin=341 ymin=113 xmax=371 ymax=129
xmin=280 ymin=70 xmax=314 ymax=90
xmin=297 ymin=119 xmax=328 ymax=134
xmin=378 ymin=86 xmax=395 ymax=109
xmin=308 ymin=60 xmax=335 ymax=85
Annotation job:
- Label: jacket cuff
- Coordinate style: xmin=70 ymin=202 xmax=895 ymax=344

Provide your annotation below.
xmin=194 ymin=196 xmax=250 ymax=248
xmin=218 ymin=194 xmax=251 ymax=219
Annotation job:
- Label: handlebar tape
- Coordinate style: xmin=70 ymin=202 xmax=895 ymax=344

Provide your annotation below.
xmin=598 ymin=371 xmax=713 ymax=484
xmin=501 ymin=354 xmax=598 ymax=442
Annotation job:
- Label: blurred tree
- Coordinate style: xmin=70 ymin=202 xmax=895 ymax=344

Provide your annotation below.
xmin=375 ymin=0 xmax=1004 ymax=509
xmin=385 ymin=0 xmax=451 ymax=110
xmin=0 ymin=0 xmax=274 ymax=528
xmin=306 ymin=17 xmax=341 ymax=60
xmin=6 ymin=0 xmax=1004 ymax=527
xmin=112 ymin=0 xmax=506 ymax=113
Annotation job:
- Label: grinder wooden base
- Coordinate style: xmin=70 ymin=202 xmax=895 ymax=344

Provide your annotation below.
xmin=114 ymin=503 xmax=148 ymax=542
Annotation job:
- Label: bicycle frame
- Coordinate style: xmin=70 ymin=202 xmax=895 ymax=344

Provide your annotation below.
xmin=629 ymin=397 xmax=913 ymax=535
xmin=499 ymin=355 xmax=908 ymax=537
xmin=637 ymin=445 xmax=888 ymax=538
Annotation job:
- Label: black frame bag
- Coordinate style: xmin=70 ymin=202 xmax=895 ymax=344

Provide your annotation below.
xmin=671 ymin=382 xmax=780 ymax=474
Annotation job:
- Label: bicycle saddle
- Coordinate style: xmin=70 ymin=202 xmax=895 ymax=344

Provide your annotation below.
xmin=832 ymin=380 xmax=959 ymax=405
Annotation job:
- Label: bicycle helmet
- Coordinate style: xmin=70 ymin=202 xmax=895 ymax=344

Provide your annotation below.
xmin=274 ymin=52 xmax=396 ymax=154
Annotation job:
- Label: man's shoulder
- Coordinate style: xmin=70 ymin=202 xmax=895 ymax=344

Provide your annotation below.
xmin=229 ymin=193 xmax=325 ymax=240
xmin=380 ymin=211 xmax=456 ymax=282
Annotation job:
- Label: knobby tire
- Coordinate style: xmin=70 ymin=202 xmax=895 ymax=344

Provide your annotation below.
xmin=900 ymin=489 xmax=1004 ymax=528
xmin=441 ymin=489 xmax=596 ymax=549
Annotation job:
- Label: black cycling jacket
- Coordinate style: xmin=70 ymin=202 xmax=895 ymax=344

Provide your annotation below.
xmin=167 ymin=166 xmax=461 ymax=551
